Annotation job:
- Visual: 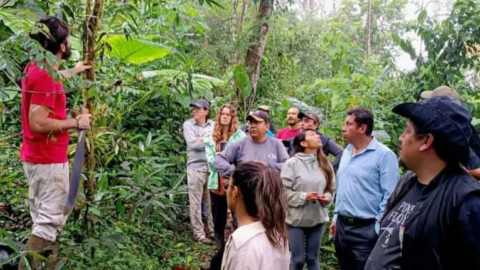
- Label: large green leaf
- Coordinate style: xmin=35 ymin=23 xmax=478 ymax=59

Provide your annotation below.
xmin=141 ymin=69 xmax=223 ymax=87
xmin=233 ymin=64 xmax=251 ymax=97
xmin=140 ymin=69 xmax=224 ymax=104
xmin=106 ymin=35 xmax=170 ymax=64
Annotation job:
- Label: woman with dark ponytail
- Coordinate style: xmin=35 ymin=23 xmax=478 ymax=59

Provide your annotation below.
xmin=281 ymin=129 xmax=335 ymax=270
xmin=221 ymin=161 xmax=290 ymax=270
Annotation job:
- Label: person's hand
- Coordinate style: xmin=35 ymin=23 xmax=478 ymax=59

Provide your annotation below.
xmin=306 ymin=192 xmax=319 ymax=202
xmin=318 ymin=194 xmax=331 ymax=204
xmin=196 ymin=137 xmax=204 ymax=142
xmin=76 ymin=108 xmax=92 ymax=130
xmin=73 ymin=61 xmax=92 ymax=74
xmin=329 ymin=222 xmax=337 ymax=238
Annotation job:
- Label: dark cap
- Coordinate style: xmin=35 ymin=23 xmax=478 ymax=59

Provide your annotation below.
xmin=247 ymin=110 xmax=270 ymax=124
xmin=298 ymin=110 xmax=320 ymax=125
xmin=392 ymin=96 xmax=472 ymax=164
xmin=189 ymin=99 xmax=210 ymax=110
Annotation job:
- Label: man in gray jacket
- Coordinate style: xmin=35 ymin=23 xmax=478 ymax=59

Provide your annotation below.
xmin=183 ymin=99 xmax=215 ymax=244
xmin=213 ymin=110 xmax=289 ymax=176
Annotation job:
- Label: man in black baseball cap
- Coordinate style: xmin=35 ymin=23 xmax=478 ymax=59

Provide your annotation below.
xmin=365 ymin=96 xmax=480 ymax=270
xmin=287 ymin=110 xmax=343 ymax=170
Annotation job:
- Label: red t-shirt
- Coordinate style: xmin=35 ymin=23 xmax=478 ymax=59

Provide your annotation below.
xmin=276 ymin=127 xmax=301 ymax=140
xmin=20 ymin=63 xmax=69 ymax=164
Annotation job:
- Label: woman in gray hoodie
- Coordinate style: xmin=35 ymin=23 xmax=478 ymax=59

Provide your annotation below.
xmin=281 ymin=129 xmax=336 ymax=270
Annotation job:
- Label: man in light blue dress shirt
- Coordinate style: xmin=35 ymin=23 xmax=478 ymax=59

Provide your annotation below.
xmin=329 ymin=108 xmax=399 ymax=270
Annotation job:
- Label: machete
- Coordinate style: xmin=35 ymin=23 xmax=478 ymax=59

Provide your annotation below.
xmin=64 ymin=128 xmax=87 ymax=214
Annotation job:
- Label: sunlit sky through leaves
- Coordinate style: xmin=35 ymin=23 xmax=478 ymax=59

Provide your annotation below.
xmin=298 ymin=0 xmax=456 ymax=72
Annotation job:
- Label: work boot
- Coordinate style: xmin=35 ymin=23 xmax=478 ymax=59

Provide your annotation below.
xmin=203 ymin=221 xmax=214 ymax=239
xmin=203 ymin=221 xmax=208 ymax=235
xmin=18 ymin=234 xmax=54 ymax=270
xmin=198 ymin=237 xmax=214 ymax=245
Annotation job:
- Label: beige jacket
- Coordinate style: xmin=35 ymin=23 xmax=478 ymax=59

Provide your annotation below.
xmin=281 ymin=153 xmax=335 ymax=227
xmin=221 ymin=222 xmax=290 ymax=270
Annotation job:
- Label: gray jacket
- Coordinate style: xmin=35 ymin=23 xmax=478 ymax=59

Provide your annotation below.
xmin=213 ymin=136 xmax=289 ymax=176
xmin=183 ymin=118 xmax=215 ymax=172
xmin=281 ymin=153 xmax=335 ymax=227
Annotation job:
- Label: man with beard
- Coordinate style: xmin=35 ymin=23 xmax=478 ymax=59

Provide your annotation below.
xmin=213 ymin=110 xmax=289 ymax=176
xmin=276 ymin=107 xmax=301 ymax=141
xmin=19 ymin=16 xmax=92 ymax=269
xmin=365 ymin=96 xmax=480 ymax=270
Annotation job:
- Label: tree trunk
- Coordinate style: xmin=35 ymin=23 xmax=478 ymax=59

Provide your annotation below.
xmin=244 ymin=0 xmax=273 ymax=110
xmin=239 ymin=0 xmax=248 ymax=32
xmin=230 ymin=0 xmax=239 ymax=64
xmin=365 ymin=0 xmax=372 ymax=57
xmin=232 ymin=0 xmax=238 ymax=35
xmin=82 ymin=0 xmax=104 ymax=202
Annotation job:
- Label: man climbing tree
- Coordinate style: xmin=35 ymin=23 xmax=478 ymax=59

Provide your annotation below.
xmin=19 ymin=16 xmax=91 ymax=269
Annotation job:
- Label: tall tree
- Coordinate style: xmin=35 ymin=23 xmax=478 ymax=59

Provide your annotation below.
xmin=244 ymin=0 xmax=273 ymax=109
xmin=83 ymin=0 xmax=104 ymax=203
xmin=365 ymin=0 xmax=372 ymax=56
xmin=239 ymin=0 xmax=249 ymax=32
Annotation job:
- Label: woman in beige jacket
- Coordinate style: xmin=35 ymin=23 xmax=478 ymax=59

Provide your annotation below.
xmin=281 ymin=129 xmax=336 ymax=270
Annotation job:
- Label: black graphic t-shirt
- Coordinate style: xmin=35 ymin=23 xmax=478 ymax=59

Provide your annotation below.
xmin=365 ymin=180 xmax=425 ymax=270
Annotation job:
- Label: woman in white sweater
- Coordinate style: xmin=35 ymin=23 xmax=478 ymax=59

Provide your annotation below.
xmin=281 ymin=129 xmax=336 ymax=270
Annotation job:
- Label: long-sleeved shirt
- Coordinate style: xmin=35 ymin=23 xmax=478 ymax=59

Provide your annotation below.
xmin=333 ymin=137 xmax=399 ymax=227
xmin=221 ymin=221 xmax=290 ymax=270
xmin=213 ymin=136 xmax=289 ymax=176
xmin=281 ymin=153 xmax=335 ymax=227
xmin=182 ymin=118 xmax=215 ymax=172
xmin=205 ymin=128 xmax=246 ymax=190
xmin=320 ymin=134 xmax=344 ymax=170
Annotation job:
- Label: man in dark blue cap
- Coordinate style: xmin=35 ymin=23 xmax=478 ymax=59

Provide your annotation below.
xmin=214 ymin=110 xmax=289 ymax=175
xmin=365 ymin=96 xmax=480 ymax=270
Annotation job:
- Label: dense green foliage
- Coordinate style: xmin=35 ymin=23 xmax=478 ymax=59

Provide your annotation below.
xmin=1 ymin=0 xmax=479 ymax=269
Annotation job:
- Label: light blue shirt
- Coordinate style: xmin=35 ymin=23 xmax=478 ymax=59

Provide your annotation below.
xmin=333 ymin=137 xmax=399 ymax=228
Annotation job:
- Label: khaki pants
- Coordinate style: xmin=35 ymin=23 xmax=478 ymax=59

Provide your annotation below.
xmin=23 ymin=162 xmax=69 ymax=242
xmin=187 ymin=167 xmax=213 ymax=240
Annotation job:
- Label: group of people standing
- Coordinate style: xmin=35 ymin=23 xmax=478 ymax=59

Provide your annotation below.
xmin=13 ymin=15 xmax=480 ymax=270
xmin=183 ymin=85 xmax=480 ymax=270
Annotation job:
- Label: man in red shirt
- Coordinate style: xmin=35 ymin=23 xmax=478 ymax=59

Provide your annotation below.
xmin=19 ymin=16 xmax=91 ymax=269
xmin=276 ymin=107 xmax=301 ymax=140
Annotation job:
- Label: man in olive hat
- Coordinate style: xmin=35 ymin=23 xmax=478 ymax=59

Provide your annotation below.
xmin=420 ymin=85 xmax=480 ymax=179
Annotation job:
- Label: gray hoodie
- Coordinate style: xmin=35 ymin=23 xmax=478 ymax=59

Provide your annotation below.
xmin=281 ymin=152 xmax=335 ymax=227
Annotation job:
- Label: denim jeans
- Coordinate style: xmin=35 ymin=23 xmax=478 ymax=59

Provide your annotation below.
xmin=287 ymin=223 xmax=326 ymax=270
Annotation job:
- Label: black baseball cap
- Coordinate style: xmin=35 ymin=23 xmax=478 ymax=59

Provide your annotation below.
xmin=246 ymin=110 xmax=270 ymax=124
xmin=393 ymin=96 xmax=472 ymax=164
xmin=189 ymin=99 xmax=210 ymax=110
xmin=298 ymin=110 xmax=320 ymax=125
